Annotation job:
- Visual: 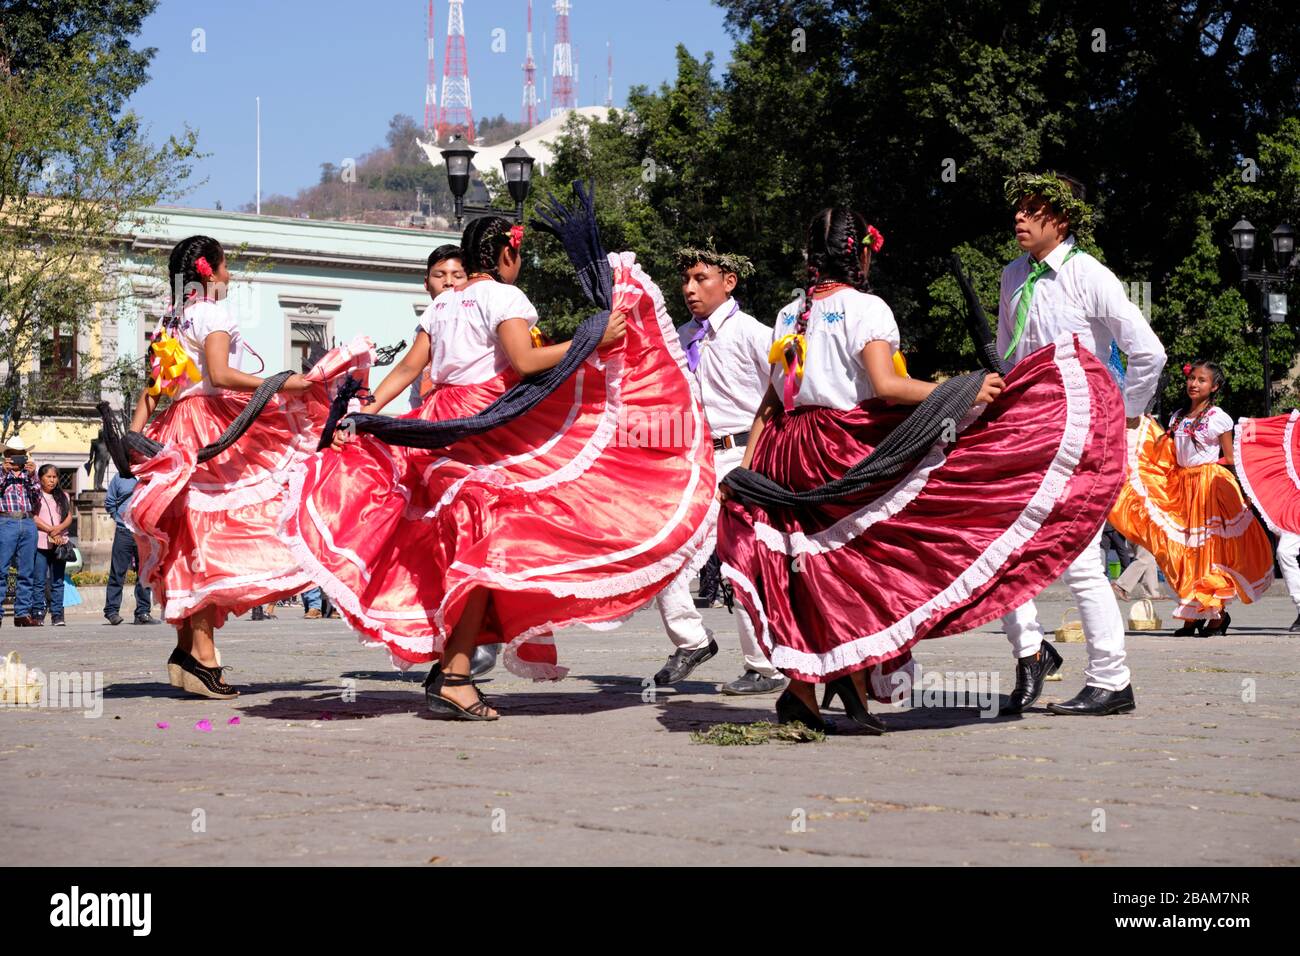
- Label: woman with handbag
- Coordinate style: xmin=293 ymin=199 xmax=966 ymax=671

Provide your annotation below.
xmin=32 ymin=464 xmax=74 ymax=627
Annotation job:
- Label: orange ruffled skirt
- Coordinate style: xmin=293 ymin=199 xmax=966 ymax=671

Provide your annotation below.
xmin=1109 ymin=417 xmax=1272 ymax=620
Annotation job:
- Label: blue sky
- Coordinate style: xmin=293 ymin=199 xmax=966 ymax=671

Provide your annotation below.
xmin=127 ymin=0 xmax=735 ymax=210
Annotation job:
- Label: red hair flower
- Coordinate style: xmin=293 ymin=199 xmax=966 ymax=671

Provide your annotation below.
xmin=866 ymin=224 xmax=885 ymax=253
xmin=1182 ymin=363 xmax=1192 ymax=375
xmin=509 ymin=224 xmax=524 ymax=249
xmin=194 ymin=256 xmax=214 ymax=279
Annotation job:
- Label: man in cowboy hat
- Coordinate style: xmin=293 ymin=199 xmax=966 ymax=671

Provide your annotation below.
xmin=0 ymin=436 xmax=42 ymax=627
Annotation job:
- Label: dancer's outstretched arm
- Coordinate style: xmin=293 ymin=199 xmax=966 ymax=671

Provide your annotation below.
xmin=360 ymin=331 xmax=432 ymax=413
xmin=498 ymin=313 xmax=626 ymax=378
xmin=204 ymin=332 xmax=311 ymax=394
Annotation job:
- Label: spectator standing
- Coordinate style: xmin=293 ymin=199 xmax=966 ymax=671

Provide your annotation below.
xmin=32 ymin=465 xmax=73 ymax=626
xmin=0 ymin=437 xmax=40 ymax=627
xmin=104 ymin=472 xmax=156 ymax=625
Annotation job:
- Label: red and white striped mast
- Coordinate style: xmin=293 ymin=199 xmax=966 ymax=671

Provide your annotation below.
xmin=436 ymin=0 xmax=475 ymax=142
xmin=522 ymin=0 xmax=539 ymax=127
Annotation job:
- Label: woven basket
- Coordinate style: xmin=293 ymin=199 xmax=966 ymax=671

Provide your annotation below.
xmin=1128 ymin=597 xmax=1162 ymax=631
xmin=1053 ymin=608 xmax=1086 ymax=643
xmin=0 ymin=651 xmax=42 ymax=706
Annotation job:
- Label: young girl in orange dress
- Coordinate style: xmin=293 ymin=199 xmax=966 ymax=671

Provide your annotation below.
xmin=1110 ymin=360 xmax=1273 ymax=635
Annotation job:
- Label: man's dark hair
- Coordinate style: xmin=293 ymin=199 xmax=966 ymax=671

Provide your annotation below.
xmin=427 ymin=244 xmax=463 ymax=272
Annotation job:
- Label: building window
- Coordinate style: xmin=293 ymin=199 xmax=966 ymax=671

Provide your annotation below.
xmin=290 ymin=319 xmax=334 ymax=372
xmin=39 ymin=323 xmax=77 ymax=381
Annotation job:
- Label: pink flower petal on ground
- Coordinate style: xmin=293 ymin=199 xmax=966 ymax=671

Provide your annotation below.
xmin=156 ymin=722 xmax=169 ymax=729
xmin=195 ymin=719 xmax=213 ymax=732
xmin=227 ymin=716 xmax=240 ymax=726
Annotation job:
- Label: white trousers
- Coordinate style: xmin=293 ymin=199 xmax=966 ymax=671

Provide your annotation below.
xmin=655 ymin=444 xmax=778 ymax=677
xmin=1001 ymin=528 xmax=1131 ymax=690
xmin=1276 ymin=532 xmax=1300 ymax=611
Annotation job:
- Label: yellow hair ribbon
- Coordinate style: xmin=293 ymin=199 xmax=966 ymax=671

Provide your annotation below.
xmin=892 ymin=351 xmax=909 ymax=378
xmin=769 ymin=333 xmax=806 ymax=384
xmin=146 ymin=334 xmax=201 ymax=398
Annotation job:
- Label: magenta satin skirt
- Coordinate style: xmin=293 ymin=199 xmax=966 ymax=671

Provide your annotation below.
xmin=717 ymin=336 xmax=1126 ymax=695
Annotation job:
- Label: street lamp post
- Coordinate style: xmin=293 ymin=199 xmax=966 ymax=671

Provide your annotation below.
xmin=440 ymin=137 xmax=535 ymax=230
xmin=1231 ymin=219 xmax=1296 ymax=416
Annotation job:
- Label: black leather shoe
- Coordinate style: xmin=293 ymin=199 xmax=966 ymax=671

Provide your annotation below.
xmin=1290 ymin=614 xmax=1300 ymax=633
xmin=105 ymin=612 xmax=123 ymax=626
xmin=1173 ymin=618 xmax=1205 ymax=636
xmin=721 ymin=670 xmax=787 ymax=696
xmin=652 ymin=638 xmax=718 ymax=686
xmin=1200 ymin=611 xmax=1230 ymax=637
xmin=1046 ymin=684 xmax=1136 ymax=716
xmin=134 ymin=615 xmax=159 ymax=625
xmin=775 ymin=687 xmax=831 ymax=733
xmin=470 ymin=643 xmax=500 ymax=677
xmin=999 ymin=641 xmax=1063 ymax=715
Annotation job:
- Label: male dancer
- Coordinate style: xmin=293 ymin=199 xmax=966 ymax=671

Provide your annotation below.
xmin=409 ymin=244 xmax=467 ymax=410
xmin=996 ymin=172 xmax=1166 ymax=716
xmin=1275 ymin=533 xmax=1300 ymax=632
xmin=649 ymin=245 xmax=785 ymax=695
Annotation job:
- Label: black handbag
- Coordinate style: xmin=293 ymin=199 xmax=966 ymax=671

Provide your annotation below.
xmin=53 ymin=538 xmax=76 ymax=562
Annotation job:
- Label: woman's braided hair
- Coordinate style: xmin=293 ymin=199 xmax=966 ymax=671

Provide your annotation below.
xmin=460 ymin=215 xmax=516 ymax=282
xmin=166 ymin=235 xmax=224 ymax=313
xmin=797 ymin=207 xmax=871 ymax=332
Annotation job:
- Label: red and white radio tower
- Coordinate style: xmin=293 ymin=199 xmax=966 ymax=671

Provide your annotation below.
xmin=550 ymin=0 xmax=575 ymax=117
xmin=521 ymin=0 xmax=538 ymax=127
xmin=423 ymin=1 xmax=437 ymax=134
xmin=437 ymin=0 xmax=474 ymax=143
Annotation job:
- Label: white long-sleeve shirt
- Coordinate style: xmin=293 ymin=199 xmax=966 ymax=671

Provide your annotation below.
xmin=677 ymin=297 xmax=771 ymax=438
xmin=996 ymin=236 xmax=1166 ymax=417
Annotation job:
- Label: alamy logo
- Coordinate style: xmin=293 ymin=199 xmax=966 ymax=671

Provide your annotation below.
xmin=49 ymin=886 xmax=151 ymax=936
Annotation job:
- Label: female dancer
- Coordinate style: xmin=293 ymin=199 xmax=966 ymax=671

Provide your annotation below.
xmin=283 ymin=214 xmax=715 ymax=721
xmin=1235 ymin=407 xmax=1300 ymax=630
xmin=718 ymin=206 xmax=1129 ymax=733
xmin=1110 ymin=360 xmax=1273 ymax=635
xmin=126 ymin=235 xmax=372 ymax=698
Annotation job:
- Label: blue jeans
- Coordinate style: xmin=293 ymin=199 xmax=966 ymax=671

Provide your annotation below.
xmin=302 ymin=587 xmax=323 ymax=612
xmin=32 ymin=547 xmax=67 ymax=620
xmin=0 ymin=517 xmax=37 ymax=619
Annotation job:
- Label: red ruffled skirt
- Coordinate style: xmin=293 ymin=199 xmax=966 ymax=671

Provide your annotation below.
xmin=1110 ymin=417 xmax=1273 ymax=619
xmin=1235 ymin=409 xmax=1300 ymax=535
xmin=281 ymin=254 xmax=717 ymax=679
xmin=124 ymin=338 xmax=375 ymax=627
xmin=717 ymin=335 xmax=1125 ymax=695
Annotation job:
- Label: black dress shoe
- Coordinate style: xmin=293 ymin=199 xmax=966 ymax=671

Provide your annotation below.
xmin=1172 ymin=618 xmax=1205 ymax=636
xmin=1046 ymin=684 xmax=1136 ymax=716
xmin=775 ymin=687 xmax=832 ymax=733
xmin=822 ymin=675 xmax=886 ymax=734
xmin=999 ymin=641 xmax=1063 ymax=715
xmin=1200 ymin=611 xmax=1230 ymax=637
xmin=652 ymin=638 xmax=718 ymax=686
xmin=470 ymin=643 xmax=500 ymax=677
xmin=721 ymin=670 xmax=787 ymax=695
xmin=1290 ymin=614 xmax=1300 ymax=633
xmin=134 ymin=615 xmax=159 ymax=625
xmin=105 ymin=612 xmax=124 ymax=625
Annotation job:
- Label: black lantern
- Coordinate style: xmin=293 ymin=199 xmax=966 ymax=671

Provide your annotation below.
xmin=1232 ymin=216 xmax=1298 ymax=415
xmin=439 ymin=136 xmax=535 ymax=229
xmin=1272 ymin=222 xmax=1296 ymax=259
xmin=501 ymin=140 xmax=535 ymax=221
xmin=1230 ymin=218 xmax=1256 ymax=267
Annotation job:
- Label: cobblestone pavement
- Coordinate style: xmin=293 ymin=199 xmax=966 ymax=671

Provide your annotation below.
xmin=2 ymin=591 xmax=1297 ymax=865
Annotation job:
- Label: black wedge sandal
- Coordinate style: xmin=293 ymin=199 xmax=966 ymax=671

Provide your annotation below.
xmin=425 ymin=669 xmax=498 ymax=721
xmin=174 ymin=653 xmax=238 ymax=700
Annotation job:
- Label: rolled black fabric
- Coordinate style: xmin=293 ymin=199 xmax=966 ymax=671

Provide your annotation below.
xmin=950 ymin=253 xmax=1010 ymax=376
xmin=720 ymin=371 xmax=987 ymax=509
xmin=323 ymin=180 xmax=615 ymax=453
xmin=97 ymin=369 xmax=295 ymax=475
